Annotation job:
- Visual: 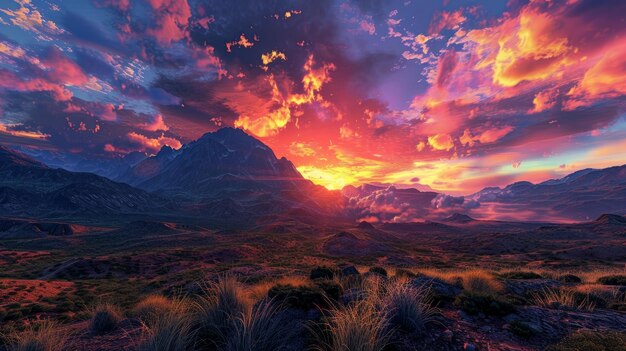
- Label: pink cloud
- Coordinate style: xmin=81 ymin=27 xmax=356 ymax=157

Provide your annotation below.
xmin=126 ymin=131 xmax=182 ymax=153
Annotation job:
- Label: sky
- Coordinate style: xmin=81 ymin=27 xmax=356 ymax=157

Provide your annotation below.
xmin=0 ymin=0 xmax=625 ymax=194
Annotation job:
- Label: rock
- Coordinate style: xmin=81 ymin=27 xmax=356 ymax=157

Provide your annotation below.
xmin=412 ymin=276 xmax=461 ymax=300
xmin=443 ymin=329 xmax=453 ymax=341
xmin=341 ymin=266 xmax=359 ymax=276
xmin=464 ymin=342 xmax=477 ymax=351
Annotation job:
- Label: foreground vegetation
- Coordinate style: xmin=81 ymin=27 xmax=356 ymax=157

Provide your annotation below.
xmin=2 ymin=266 xmax=626 ymax=350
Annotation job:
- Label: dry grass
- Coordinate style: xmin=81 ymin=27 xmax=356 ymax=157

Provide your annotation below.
xmin=383 ymin=281 xmax=439 ymax=334
xmin=137 ymin=298 xmax=195 ymax=351
xmin=312 ymin=299 xmax=391 ymax=351
xmin=537 ymin=268 xmax=626 ymax=284
xmin=194 ymin=276 xmax=250 ymax=348
xmin=248 ymin=275 xmax=309 ymax=301
xmin=9 ymin=320 xmax=69 ymax=351
xmin=458 ymin=270 xmax=502 ymax=296
xmin=134 ymin=295 xmax=175 ymax=326
xmin=225 ymin=299 xmax=296 ymax=351
xmin=532 ymin=287 xmax=596 ymax=311
xmin=89 ymin=303 xmax=123 ymax=335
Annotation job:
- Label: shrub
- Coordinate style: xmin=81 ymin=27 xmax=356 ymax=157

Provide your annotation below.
xmin=368 ymin=267 xmax=388 ymax=277
xmin=460 ymin=270 xmax=502 ymax=296
xmin=225 ymin=299 xmax=297 ymax=351
xmin=311 ymin=299 xmax=390 ymax=351
xmin=558 ymin=274 xmax=582 ymax=283
xmin=194 ymin=276 xmax=248 ymax=348
xmin=393 ymin=269 xmax=416 ymax=279
xmin=382 ymin=281 xmax=438 ymax=334
xmin=532 ymin=288 xmax=596 ymax=311
xmin=509 ymin=320 xmax=536 ymax=339
xmin=315 ymin=280 xmax=343 ymax=301
xmin=310 ymin=267 xmax=336 ymax=280
xmin=501 ymin=271 xmax=542 ymax=280
xmin=455 ymin=292 xmax=515 ymax=316
xmin=267 ymin=284 xmax=327 ymax=310
xmin=547 ymin=331 xmax=626 ymax=351
xmin=598 ymin=275 xmax=626 ymax=286
xmin=10 ymin=320 xmax=68 ymax=351
xmin=134 ymin=295 xmax=174 ymax=326
xmin=138 ymin=298 xmax=195 ymax=351
xmin=89 ymin=303 xmax=123 ymax=335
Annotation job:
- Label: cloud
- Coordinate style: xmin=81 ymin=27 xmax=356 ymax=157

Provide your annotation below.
xmin=429 ymin=10 xmax=466 ymax=35
xmin=428 ymin=133 xmax=454 ymax=151
xmin=126 ymin=131 xmax=182 ymax=154
xmin=145 ymin=0 xmax=192 ymax=44
xmin=234 ymin=55 xmax=336 ymax=137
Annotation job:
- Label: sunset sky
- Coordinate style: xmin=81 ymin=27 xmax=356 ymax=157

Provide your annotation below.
xmin=1 ymin=0 xmax=625 ymax=194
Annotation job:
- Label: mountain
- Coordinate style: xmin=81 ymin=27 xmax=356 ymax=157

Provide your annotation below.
xmin=0 ymin=146 xmax=170 ymax=221
xmin=116 ymin=145 xmax=181 ymax=186
xmin=470 ymin=165 xmax=626 ymax=221
xmin=119 ymin=128 xmax=342 ymax=217
xmin=16 ymin=146 xmax=148 ymax=180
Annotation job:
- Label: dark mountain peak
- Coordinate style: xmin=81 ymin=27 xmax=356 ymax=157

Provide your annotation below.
xmin=155 ymin=145 xmax=179 ymax=160
xmin=0 ymin=145 xmax=47 ymax=169
xmin=594 ymin=214 xmax=626 ymax=225
xmin=357 ymin=221 xmax=375 ymax=229
xmin=443 ymin=213 xmax=475 ymax=223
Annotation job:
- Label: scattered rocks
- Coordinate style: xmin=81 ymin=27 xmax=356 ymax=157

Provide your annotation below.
xmin=412 ymin=276 xmax=461 ymax=300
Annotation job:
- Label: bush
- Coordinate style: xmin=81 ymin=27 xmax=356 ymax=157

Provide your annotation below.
xmin=393 ymin=269 xmax=416 ymax=279
xmin=598 ymin=275 xmax=626 ymax=286
xmin=226 ymin=299 xmax=297 ymax=351
xmin=509 ymin=320 xmax=536 ymax=339
xmin=312 ymin=299 xmax=390 ymax=351
xmin=532 ymin=288 xmax=596 ymax=311
xmin=460 ymin=270 xmax=502 ymax=296
xmin=368 ymin=267 xmax=388 ymax=277
xmin=547 ymin=331 xmax=626 ymax=351
xmin=501 ymin=271 xmax=542 ymax=280
xmin=138 ymin=299 xmax=194 ymax=351
xmin=89 ymin=303 xmax=123 ymax=335
xmin=194 ymin=276 xmax=248 ymax=348
xmin=315 ymin=280 xmax=343 ymax=301
xmin=382 ymin=282 xmax=438 ymax=334
xmin=455 ymin=292 xmax=515 ymax=316
xmin=134 ymin=295 xmax=174 ymax=326
xmin=558 ymin=274 xmax=582 ymax=283
xmin=267 ymin=284 xmax=327 ymax=310
xmin=310 ymin=266 xmax=336 ymax=280
xmin=10 ymin=320 xmax=68 ymax=351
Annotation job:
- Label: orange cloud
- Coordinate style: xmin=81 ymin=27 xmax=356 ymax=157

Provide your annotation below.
xmin=126 ymin=132 xmax=182 ymax=153
xmin=261 ymin=51 xmax=286 ymax=65
xmin=565 ymin=44 xmax=626 ymax=109
xmin=428 ymin=133 xmax=454 ymax=151
xmin=235 ymin=55 xmax=335 ymax=137
xmin=0 ymin=123 xmax=49 ymax=140
xmin=142 ymin=114 xmax=169 ymax=132
xmin=226 ymin=33 xmax=254 ymax=53
xmin=531 ymin=88 xmax=559 ymax=113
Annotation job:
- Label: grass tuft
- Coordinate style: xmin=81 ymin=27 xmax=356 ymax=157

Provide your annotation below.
xmin=9 ymin=320 xmax=68 ymax=351
xmin=137 ymin=298 xmax=195 ymax=351
xmin=382 ymin=281 xmax=439 ymax=334
xmin=532 ymin=287 xmax=596 ymax=311
xmin=89 ymin=303 xmax=123 ymax=335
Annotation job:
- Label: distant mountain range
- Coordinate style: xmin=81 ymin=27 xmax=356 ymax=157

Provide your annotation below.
xmin=0 ymin=146 xmax=170 ymax=222
xmin=3 ymin=128 xmax=625 ymax=224
xmin=469 ymin=165 xmax=626 ymax=221
xmin=1 ymin=129 xmax=341 ymax=226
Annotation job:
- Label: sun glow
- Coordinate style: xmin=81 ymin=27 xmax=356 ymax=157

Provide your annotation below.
xmin=297 ymin=165 xmax=359 ymax=190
